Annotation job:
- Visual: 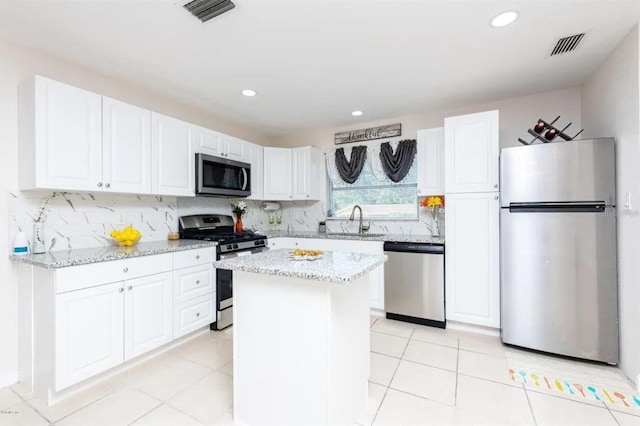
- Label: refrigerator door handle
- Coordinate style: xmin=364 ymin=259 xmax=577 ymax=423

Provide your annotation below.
xmin=509 ymin=202 xmax=607 ymax=213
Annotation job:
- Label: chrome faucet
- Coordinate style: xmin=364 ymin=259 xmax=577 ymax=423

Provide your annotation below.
xmin=349 ymin=205 xmax=370 ymax=234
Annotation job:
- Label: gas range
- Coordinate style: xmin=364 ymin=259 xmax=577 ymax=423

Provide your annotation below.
xmin=179 ymin=214 xmax=268 ymax=255
xmin=178 ymin=214 xmax=268 ymax=331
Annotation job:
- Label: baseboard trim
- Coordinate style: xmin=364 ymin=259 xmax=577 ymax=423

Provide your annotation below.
xmin=0 ymin=371 xmax=19 ymax=389
xmin=446 ymin=320 xmax=500 ymax=337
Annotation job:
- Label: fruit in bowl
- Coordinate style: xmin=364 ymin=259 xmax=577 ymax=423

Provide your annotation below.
xmin=110 ymin=225 xmax=142 ymax=247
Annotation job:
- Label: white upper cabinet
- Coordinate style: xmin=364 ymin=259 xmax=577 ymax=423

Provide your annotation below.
xmin=102 ymin=97 xmax=152 ymax=194
xmin=246 ymin=142 xmax=264 ymax=200
xmin=19 ymin=76 xmax=102 ymax=191
xmin=263 ymin=148 xmax=293 ymax=201
xmin=264 ymin=146 xmax=321 ymax=201
xmin=417 ymin=127 xmax=444 ymax=197
xmin=444 ymin=110 xmax=499 ymax=194
xmin=221 ymin=135 xmax=247 ymax=162
xmin=151 ymin=113 xmax=194 ymax=197
xmin=292 ymin=147 xmax=321 ymax=200
xmin=192 ymin=126 xmax=222 ymax=157
xmin=445 ymin=192 xmax=500 ymax=328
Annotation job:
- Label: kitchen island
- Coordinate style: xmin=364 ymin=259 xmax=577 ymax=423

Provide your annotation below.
xmin=213 ymin=248 xmax=387 ymax=425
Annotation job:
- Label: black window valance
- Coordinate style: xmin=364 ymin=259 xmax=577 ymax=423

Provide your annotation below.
xmin=379 ymin=139 xmax=417 ymax=182
xmin=335 ymin=146 xmax=367 ymax=184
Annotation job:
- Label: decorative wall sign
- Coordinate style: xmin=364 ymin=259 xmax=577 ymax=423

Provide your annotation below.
xmin=334 ymin=123 xmax=401 ymax=145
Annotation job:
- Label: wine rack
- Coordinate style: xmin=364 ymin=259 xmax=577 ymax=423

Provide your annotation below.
xmin=518 ymin=116 xmax=584 ymax=145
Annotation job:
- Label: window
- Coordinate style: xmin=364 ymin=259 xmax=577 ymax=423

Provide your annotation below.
xmin=327 ymin=156 xmax=418 ymax=219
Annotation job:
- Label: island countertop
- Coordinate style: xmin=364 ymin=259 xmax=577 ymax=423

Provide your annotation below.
xmin=10 ymin=239 xmax=218 ymax=269
xmin=213 ymin=248 xmax=387 ymax=284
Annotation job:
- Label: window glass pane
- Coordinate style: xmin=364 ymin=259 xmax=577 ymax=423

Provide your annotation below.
xmin=328 ymin=156 xmax=418 ymax=219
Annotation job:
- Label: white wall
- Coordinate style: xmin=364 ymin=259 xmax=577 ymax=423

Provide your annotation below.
xmin=274 ymin=87 xmax=582 ymax=152
xmin=581 ymin=25 xmax=640 ymax=384
xmin=0 ymin=40 xmax=273 ymax=387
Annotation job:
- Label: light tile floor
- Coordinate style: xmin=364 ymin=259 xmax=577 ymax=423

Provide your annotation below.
xmin=1 ymin=317 xmax=638 ymax=425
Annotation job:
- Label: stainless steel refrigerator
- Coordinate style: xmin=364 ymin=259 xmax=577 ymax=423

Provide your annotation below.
xmin=500 ymin=138 xmax=618 ymax=364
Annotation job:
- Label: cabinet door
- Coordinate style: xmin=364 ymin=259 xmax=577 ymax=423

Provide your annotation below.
xmin=102 ymin=97 xmax=152 ymax=194
xmin=151 ymin=113 xmax=194 ymax=197
xmin=223 ymin=136 xmax=247 ymax=162
xmin=445 ymin=193 xmax=500 ymax=327
xmin=246 ymin=143 xmax=264 ymax=200
xmin=263 ymin=148 xmax=292 ymax=200
xmin=55 ymin=282 xmax=124 ymax=390
xmin=124 ymin=272 xmax=173 ymax=360
xmin=192 ymin=126 xmax=221 ymax=157
xmin=291 ymin=147 xmax=310 ymax=199
xmin=417 ymin=127 xmax=444 ymax=197
xmin=444 ymin=110 xmax=499 ymax=194
xmin=32 ymin=76 xmax=103 ymax=191
xmin=369 ymin=265 xmax=385 ymax=310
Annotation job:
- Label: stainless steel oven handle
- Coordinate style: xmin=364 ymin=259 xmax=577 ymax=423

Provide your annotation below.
xmin=218 ymin=247 xmax=268 ymax=260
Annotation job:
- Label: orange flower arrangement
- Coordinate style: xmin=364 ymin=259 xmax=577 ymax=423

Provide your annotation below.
xmin=420 ymin=196 xmax=444 ymax=208
xmin=421 ymin=196 xmax=445 ymax=225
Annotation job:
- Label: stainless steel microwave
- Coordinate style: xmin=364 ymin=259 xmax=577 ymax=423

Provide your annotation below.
xmin=195 ymin=153 xmax=251 ymax=197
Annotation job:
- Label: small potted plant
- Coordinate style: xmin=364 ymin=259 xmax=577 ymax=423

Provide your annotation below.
xmin=231 ymin=201 xmax=248 ymax=233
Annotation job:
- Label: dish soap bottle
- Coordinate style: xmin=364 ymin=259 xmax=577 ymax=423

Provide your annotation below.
xmin=13 ymin=231 xmax=29 ymax=256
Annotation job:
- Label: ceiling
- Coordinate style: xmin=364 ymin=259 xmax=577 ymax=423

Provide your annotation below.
xmin=0 ymin=0 xmax=639 ymax=138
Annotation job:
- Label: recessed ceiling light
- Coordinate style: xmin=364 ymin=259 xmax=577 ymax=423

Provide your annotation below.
xmin=351 ymin=110 xmax=363 ymax=116
xmin=491 ymin=11 xmax=518 ymax=28
xmin=242 ymin=89 xmax=257 ymax=97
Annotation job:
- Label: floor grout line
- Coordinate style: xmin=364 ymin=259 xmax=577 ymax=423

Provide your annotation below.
xmin=45 ymin=385 xmax=127 ymax=425
xmin=454 ymin=340 xmax=460 ymax=406
xmin=523 ymin=383 xmax=539 ymax=426
xmin=387 ymin=386 xmax=456 ymax=408
xmin=125 ymin=398 xmax=164 ymax=426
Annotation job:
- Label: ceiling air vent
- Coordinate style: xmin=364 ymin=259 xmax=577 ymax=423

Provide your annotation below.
xmin=183 ymin=0 xmax=235 ymax=23
xmin=548 ymin=33 xmax=586 ymax=57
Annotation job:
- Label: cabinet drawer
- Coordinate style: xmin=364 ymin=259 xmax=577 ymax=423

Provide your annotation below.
xmin=173 ymin=247 xmax=215 ymax=270
xmin=174 ymin=264 xmax=215 ymax=304
xmin=56 ymin=253 xmax=173 ymax=294
xmin=174 ymin=293 xmax=216 ymax=339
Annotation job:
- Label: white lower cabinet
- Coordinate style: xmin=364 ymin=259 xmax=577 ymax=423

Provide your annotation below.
xmin=55 ymin=282 xmax=125 ymax=391
xmin=124 ymin=272 xmax=173 ymax=361
xmin=445 ymin=192 xmax=500 ymax=328
xmin=23 ymin=247 xmax=217 ymax=402
xmin=268 ymin=237 xmax=385 ymax=309
xmin=174 ymin=293 xmax=216 ymax=339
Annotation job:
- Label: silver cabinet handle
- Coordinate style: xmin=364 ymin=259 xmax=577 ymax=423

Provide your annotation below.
xmin=119 ymin=287 xmax=124 ymax=293
xmin=494 ymin=184 xmax=498 ymax=188
xmin=97 ymin=182 xmax=103 ymax=187
xmin=123 ymin=267 xmax=129 ymax=273
xmin=494 ymin=195 xmax=499 ymax=200
xmin=196 ymin=312 xmax=200 ymax=317
xmin=306 ymin=195 xmax=309 ymax=198
xmin=196 ymin=280 xmax=200 ymax=284
xmin=105 ymin=183 xmax=111 ymax=188
xmin=196 ymin=255 xmax=200 ymax=260
xmin=128 ymin=285 xmax=133 ymax=291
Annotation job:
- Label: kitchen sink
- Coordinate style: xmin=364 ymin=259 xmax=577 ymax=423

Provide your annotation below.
xmin=324 ymin=232 xmax=385 ymax=238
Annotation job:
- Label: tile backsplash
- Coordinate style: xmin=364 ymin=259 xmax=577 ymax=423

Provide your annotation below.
xmin=8 ymin=191 xmax=177 ymax=251
xmin=8 ymin=192 xmax=442 ymax=252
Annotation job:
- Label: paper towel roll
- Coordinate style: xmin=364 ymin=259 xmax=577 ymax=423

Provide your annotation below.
xmin=262 ymin=202 xmax=281 ymax=211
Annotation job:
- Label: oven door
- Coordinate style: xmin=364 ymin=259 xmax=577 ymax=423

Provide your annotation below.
xmin=196 ymin=153 xmax=251 ymax=197
xmin=216 ymin=246 xmax=268 ymax=314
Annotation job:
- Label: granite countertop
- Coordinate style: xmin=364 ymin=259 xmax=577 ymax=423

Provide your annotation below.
xmin=261 ymin=230 xmax=444 ymax=245
xmin=213 ymin=248 xmax=387 ymax=284
xmin=10 ymin=239 xmax=218 ymax=269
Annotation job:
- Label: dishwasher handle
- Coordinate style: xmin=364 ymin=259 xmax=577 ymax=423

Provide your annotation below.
xmin=383 ymin=241 xmax=444 ymax=254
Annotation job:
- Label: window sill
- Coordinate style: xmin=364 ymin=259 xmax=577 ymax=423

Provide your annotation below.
xmin=325 ymin=217 xmax=419 ymax=222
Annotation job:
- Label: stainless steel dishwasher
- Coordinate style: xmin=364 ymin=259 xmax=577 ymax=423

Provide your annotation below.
xmin=383 ymin=242 xmax=445 ymax=328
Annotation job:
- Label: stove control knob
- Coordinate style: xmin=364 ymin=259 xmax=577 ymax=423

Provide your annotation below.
xmin=254 ymin=240 xmax=260 ymax=246
xmin=259 ymin=240 xmax=265 ymax=245
xmin=226 ymin=245 xmax=232 ymax=250
xmin=233 ymin=244 xmax=239 ymax=249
